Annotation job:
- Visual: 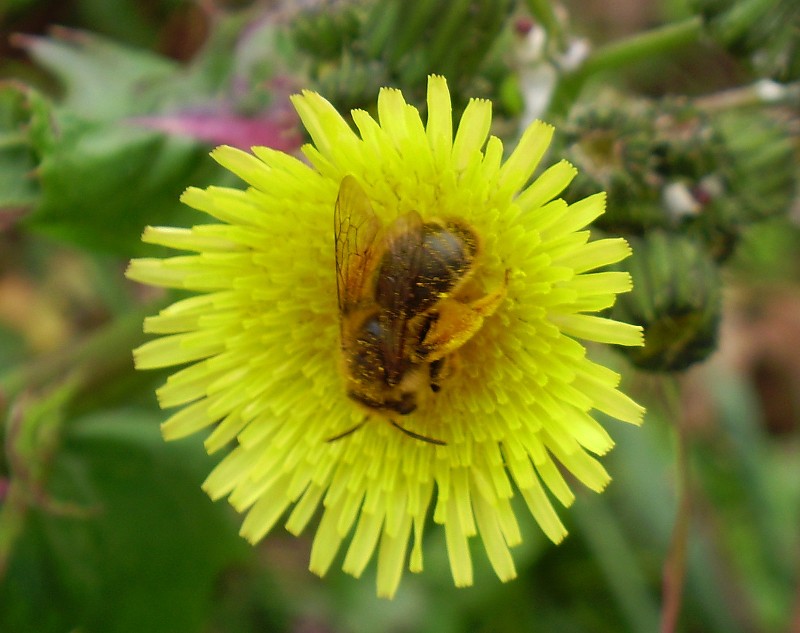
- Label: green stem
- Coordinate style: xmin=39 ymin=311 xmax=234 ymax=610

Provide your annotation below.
xmin=792 ymin=573 xmax=800 ymax=633
xmin=0 ymin=301 xmax=161 ymax=402
xmin=0 ymin=484 xmax=26 ymax=580
xmin=549 ymin=16 xmax=705 ymax=118
xmin=583 ymin=17 xmax=704 ymax=76
xmin=573 ymin=494 xmax=661 ymax=632
xmin=714 ymin=0 xmax=773 ymax=45
xmin=694 ymin=80 xmax=800 ymax=111
xmin=660 ymin=376 xmax=690 ymax=633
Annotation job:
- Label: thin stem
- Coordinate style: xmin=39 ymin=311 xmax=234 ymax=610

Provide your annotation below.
xmin=0 ymin=479 xmax=26 ymax=580
xmin=660 ymin=375 xmax=691 ymax=633
xmin=791 ymin=571 xmax=800 ymax=633
xmin=573 ymin=495 xmax=661 ymax=632
xmin=694 ymin=80 xmax=800 ymax=111
xmin=549 ymin=16 xmax=704 ymax=118
xmin=583 ymin=17 xmax=704 ymax=76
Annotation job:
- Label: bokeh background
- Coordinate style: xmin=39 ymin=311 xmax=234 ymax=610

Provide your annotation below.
xmin=1 ymin=1 xmax=799 ymax=632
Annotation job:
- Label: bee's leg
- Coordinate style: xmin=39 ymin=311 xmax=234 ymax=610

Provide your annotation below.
xmin=325 ymin=418 xmax=368 ymax=442
xmin=389 ymin=419 xmax=446 ymax=445
xmin=429 ymin=358 xmax=445 ymax=392
xmin=429 ymin=355 xmax=458 ymax=392
xmin=416 ymin=274 xmax=508 ymax=363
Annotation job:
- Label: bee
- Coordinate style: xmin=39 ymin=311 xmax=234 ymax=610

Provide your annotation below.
xmin=331 ymin=175 xmax=507 ymax=444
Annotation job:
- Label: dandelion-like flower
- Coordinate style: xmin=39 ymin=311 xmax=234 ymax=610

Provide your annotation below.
xmin=126 ymin=76 xmax=644 ymax=597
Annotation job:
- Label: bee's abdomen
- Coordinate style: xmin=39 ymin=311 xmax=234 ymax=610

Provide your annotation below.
xmin=375 ymin=221 xmax=478 ymax=315
xmin=348 ymin=314 xmax=386 ymax=383
xmin=348 ymin=313 xmax=411 ymax=386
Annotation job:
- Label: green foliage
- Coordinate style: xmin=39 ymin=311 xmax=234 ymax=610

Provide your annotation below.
xmin=1 ymin=1 xmax=798 ymax=632
xmin=1 ymin=32 xmax=214 ymax=255
xmin=27 ymin=115 xmax=218 ymax=255
xmin=288 ymin=0 xmax=517 ymax=115
xmin=19 ymin=29 xmax=177 ymax=119
xmin=8 ymin=23 xmax=288 ymax=256
xmin=0 ymin=87 xmax=41 ymax=216
xmin=0 ymin=409 xmax=249 ymax=633
xmin=559 ymin=93 xmax=797 ymax=371
xmin=690 ymin=0 xmax=800 ymax=81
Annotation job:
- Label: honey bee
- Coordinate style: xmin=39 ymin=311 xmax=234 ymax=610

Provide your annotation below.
xmin=331 ymin=175 xmax=507 ymax=444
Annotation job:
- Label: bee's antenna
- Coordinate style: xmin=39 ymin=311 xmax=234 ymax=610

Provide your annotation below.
xmin=325 ymin=419 xmax=367 ymax=443
xmin=389 ymin=419 xmax=447 ymax=445
xmin=326 ymin=418 xmax=447 ymax=446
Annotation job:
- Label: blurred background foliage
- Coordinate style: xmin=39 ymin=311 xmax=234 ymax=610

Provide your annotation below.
xmin=0 ymin=0 xmax=799 ymax=631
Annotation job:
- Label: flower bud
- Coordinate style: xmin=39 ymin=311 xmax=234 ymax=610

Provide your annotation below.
xmin=561 ymin=96 xmax=797 ymax=262
xmin=289 ymin=1 xmax=363 ymax=61
xmin=559 ymin=100 xmax=665 ymax=232
xmin=311 ymin=54 xmax=389 ymax=113
xmin=611 ymin=231 xmax=722 ymax=371
xmin=715 ymin=109 xmax=798 ymax=225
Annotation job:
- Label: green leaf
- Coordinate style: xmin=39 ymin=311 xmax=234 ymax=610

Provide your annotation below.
xmin=0 ymin=61 xmax=222 ymax=256
xmin=0 ymin=408 xmax=249 ymax=633
xmin=0 ymin=84 xmax=44 ymax=216
xmin=24 ymin=115 xmax=222 ymax=255
xmin=19 ymin=29 xmax=177 ymax=121
xmin=13 ymin=26 xmax=281 ymax=256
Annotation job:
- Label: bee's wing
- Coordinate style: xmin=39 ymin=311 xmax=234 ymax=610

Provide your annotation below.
xmin=334 ymin=175 xmax=382 ymax=315
xmin=375 ymin=211 xmax=425 ymax=385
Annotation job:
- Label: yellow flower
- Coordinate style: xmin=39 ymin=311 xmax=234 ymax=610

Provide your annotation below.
xmin=126 ymin=75 xmax=644 ymax=598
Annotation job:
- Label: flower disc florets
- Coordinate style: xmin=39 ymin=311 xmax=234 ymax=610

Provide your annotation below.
xmin=126 ymin=75 xmax=644 ymax=598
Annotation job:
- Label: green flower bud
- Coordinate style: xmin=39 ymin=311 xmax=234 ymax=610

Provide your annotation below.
xmin=559 ymin=100 xmax=663 ymax=227
xmin=311 ymin=54 xmax=389 ymax=113
xmin=289 ymin=1 xmax=364 ymax=61
xmin=561 ymin=99 xmax=732 ymax=244
xmin=612 ymin=231 xmax=722 ymax=372
xmin=716 ymin=109 xmax=798 ymax=225
xmin=561 ymin=96 xmax=797 ymax=262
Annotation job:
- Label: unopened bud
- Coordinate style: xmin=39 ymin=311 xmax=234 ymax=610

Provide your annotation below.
xmin=612 ymin=231 xmax=722 ymax=371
